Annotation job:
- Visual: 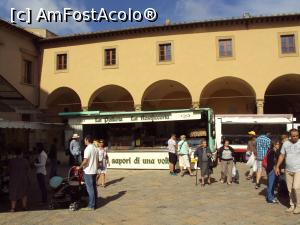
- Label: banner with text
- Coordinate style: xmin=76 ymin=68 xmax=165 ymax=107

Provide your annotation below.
xmin=69 ymin=111 xmax=201 ymax=125
xmin=107 ymin=151 xmax=170 ymax=169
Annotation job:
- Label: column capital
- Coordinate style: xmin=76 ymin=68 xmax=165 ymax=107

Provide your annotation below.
xmin=135 ymin=104 xmax=141 ymax=111
xmin=256 ymin=99 xmax=264 ymax=114
xmin=82 ymin=106 xmax=88 ymax=111
xmin=192 ymin=101 xmax=200 ymax=109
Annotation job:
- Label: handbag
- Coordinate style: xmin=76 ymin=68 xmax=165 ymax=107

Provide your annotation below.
xmin=210 ymin=157 xmax=218 ymax=168
xmin=262 ymin=149 xmax=271 ymax=169
xmin=208 ymin=151 xmax=218 ymax=168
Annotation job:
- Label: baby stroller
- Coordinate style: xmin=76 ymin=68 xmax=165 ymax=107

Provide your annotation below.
xmin=49 ymin=166 xmax=87 ymax=211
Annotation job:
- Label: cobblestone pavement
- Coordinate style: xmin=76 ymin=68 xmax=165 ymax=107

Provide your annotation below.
xmin=0 ymin=163 xmax=300 ymax=225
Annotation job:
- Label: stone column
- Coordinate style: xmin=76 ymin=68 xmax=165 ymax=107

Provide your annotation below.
xmin=256 ymin=99 xmax=264 ymax=114
xmin=135 ymin=104 xmax=141 ymax=111
xmin=82 ymin=106 xmax=88 ymax=111
xmin=192 ymin=101 xmax=200 ymax=109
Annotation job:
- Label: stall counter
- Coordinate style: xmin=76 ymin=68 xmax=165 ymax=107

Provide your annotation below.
xmin=107 ymin=149 xmax=169 ymax=169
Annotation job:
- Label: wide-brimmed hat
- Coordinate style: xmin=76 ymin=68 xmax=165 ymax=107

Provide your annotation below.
xmin=248 ymin=131 xmax=256 ymax=135
xmin=72 ymin=133 xmax=80 ymax=139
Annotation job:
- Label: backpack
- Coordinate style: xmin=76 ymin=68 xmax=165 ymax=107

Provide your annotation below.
xmin=262 ymin=149 xmax=271 ymax=169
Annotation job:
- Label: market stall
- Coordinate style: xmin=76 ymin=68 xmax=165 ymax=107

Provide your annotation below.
xmin=62 ymin=108 xmax=215 ymax=169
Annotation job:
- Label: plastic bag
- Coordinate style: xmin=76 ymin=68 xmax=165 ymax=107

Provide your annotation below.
xmin=246 ymin=153 xmax=255 ymax=167
xmin=232 ymin=165 xmax=237 ymax=177
xmin=245 ymin=151 xmax=251 ymax=161
xmin=252 ymin=160 xmax=257 ymax=172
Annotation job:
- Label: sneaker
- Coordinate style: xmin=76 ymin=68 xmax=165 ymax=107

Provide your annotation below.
xmin=286 ymin=206 xmax=295 ymax=213
xmin=293 ymin=207 xmax=300 ymax=214
xmin=172 ymin=172 xmax=177 ymax=176
xmin=81 ymin=207 xmax=94 ymax=211
xmin=267 ymin=199 xmax=279 ymax=204
xmin=255 ymin=183 xmax=260 ymax=189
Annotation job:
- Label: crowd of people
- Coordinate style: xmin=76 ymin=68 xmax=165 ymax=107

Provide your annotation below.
xmin=6 ymin=129 xmax=300 ymax=214
xmin=7 ymin=134 xmax=110 ymax=212
xmin=167 ymin=134 xmax=237 ymax=186
xmin=8 ymin=142 xmax=49 ymax=212
xmin=167 ymin=129 xmax=300 ymax=214
xmin=246 ymin=129 xmax=300 ymax=214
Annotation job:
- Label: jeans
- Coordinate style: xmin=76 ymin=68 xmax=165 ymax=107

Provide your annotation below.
xmin=84 ymin=173 xmax=98 ymax=209
xmin=37 ymin=173 xmax=47 ymax=203
xmin=266 ymin=170 xmax=278 ymax=202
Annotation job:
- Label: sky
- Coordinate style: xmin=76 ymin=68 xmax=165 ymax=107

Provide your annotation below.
xmin=0 ymin=0 xmax=300 ymax=35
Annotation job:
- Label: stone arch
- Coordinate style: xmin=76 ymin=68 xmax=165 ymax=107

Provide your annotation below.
xmin=46 ymin=87 xmax=82 ymax=122
xmin=264 ymin=74 xmax=300 ymax=119
xmin=141 ymin=80 xmax=192 ymax=110
xmin=89 ymin=85 xmax=134 ymax=111
xmin=200 ymin=76 xmax=256 ymax=114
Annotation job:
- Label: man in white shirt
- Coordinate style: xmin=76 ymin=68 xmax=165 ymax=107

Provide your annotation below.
xmin=34 ymin=143 xmax=48 ymax=203
xmin=78 ymin=135 xmax=99 ymax=210
xmin=168 ymin=134 xmax=177 ymax=176
xmin=276 ymin=129 xmax=300 ymax=214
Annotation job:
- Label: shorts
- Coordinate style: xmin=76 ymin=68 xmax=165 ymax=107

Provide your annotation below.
xmin=257 ymin=160 xmax=263 ymax=171
xmin=179 ymin=155 xmax=191 ymax=169
xmin=98 ymin=164 xmax=107 ymax=174
xmin=97 ymin=168 xmax=107 ymax=174
xmin=168 ymin=152 xmax=177 ymax=164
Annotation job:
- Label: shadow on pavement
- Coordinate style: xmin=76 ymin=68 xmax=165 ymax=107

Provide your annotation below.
xmin=258 ymin=188 xmax=267 ymax=197
xmin=98 ymin=191 xmax=127 ymax=208
xmin=105 ymin=177 xmax=125 ymax=187
xmin=258 ymin=187 xmax=289 ymax=207
xmin=0 ymin=191 xmax=128 ymax=212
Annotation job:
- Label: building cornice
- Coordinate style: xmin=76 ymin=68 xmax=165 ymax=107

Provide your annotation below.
xmin=39 ymin=13 xmax=300 ymax=45
xmin=0 ymin=18 xmax=42 ymax=40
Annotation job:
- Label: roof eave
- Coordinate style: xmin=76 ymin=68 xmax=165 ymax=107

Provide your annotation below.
xmin=38 ymin=13 xmax=300 ymax=44
xmin=0 ymin=19 xmax=42 ymax=40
